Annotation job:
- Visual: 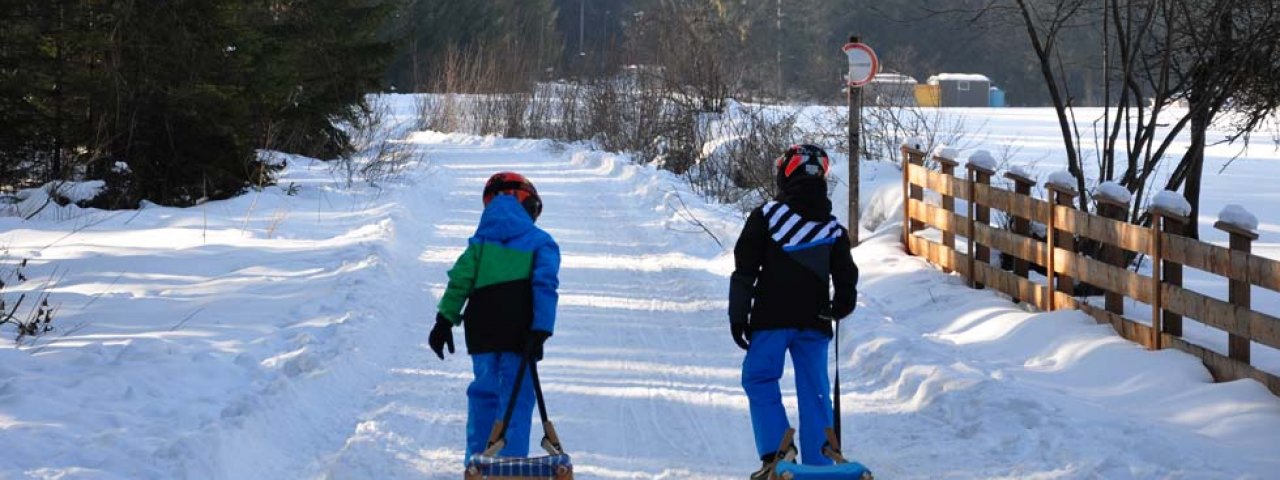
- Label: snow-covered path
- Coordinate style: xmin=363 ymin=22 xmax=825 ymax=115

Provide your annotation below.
xmin=4 ymin=102 xmax=1280 ymax=479
xmin=305 ymin=132 xmax=1280 ymax=478
xmin=313 ymin=135 xmax=753 ymax=478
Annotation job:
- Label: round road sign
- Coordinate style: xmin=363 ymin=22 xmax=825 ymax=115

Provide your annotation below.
xmin=842 ymin=42 xmax=879 ymax=87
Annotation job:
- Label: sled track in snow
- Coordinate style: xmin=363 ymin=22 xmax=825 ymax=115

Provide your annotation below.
xmin=311 ymin=137 xmax=757 ymax=479
xmin=298 ymin=133 xmax=1278 ymax=479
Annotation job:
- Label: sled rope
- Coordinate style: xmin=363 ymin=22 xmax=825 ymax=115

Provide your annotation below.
xmin=484 ymin=351 xmax=564 ymax=457
xmin=833 ymin=319 xmax=841 ymax=441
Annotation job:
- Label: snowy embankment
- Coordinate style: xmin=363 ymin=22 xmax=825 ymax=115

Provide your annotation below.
xmin=1 ymin=96 xmax=1279 ymax=478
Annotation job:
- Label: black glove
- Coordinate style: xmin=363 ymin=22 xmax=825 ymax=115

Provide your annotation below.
xmin=731 ymin=322 xmax=751 ymax=351
xmin=429 ymin=313 xmax=455 ymax=360
xmin=525 ymin=330 xmax=551 ymax=361
xmin=820 ymin=306 xmax=837 ymax=324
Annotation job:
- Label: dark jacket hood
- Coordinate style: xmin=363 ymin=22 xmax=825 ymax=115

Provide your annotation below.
xmin=775 ymin=178 xmax=832 ymax=221
xmin=476 ymin=195 xmax=536 ymax=241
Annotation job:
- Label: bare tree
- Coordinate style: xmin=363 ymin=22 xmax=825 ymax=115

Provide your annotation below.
xmin=963 ymin=0 xmax=1280 ymax=237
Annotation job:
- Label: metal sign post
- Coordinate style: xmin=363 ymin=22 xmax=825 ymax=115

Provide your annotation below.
xmin=843 ymin=36 xmax=877 ymax=246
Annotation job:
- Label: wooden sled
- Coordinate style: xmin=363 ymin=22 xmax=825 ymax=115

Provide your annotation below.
xmin=464 ymin=354 xmax=573 ymax=480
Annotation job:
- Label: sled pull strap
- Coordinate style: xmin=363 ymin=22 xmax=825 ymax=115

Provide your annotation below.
xmin=832 ymin=317 xmax=842 ymax=441
xmin=529 ymin=359 xmax=565 ymax=455
xmin=483 ymin=353 xmax=532 ymax=456
xmin=482 ymin=352 xmax=564 ymax=457
xmin=822 ymin=427 xmax=848 ymax=464
xmin=769 ymin=429 xmax=798 ymax=480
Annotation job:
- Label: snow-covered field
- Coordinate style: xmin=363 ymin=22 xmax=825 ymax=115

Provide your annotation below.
xmin=821 ymin=106 xmax=1280 ymax=378
xmin=2 ymin=96 xmax=1279 ymax=478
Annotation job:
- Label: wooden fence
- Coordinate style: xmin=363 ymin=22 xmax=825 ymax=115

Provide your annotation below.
xmin=899 ymin=146 xmax=1280 ymax=395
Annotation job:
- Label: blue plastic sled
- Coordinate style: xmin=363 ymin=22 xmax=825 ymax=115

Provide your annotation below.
xmin=775 ymin=460 xmax=873 ymax=480
xmin=767 ymin=428 xmax=873 ymax=480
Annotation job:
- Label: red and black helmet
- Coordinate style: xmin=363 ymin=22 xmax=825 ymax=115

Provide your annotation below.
xmin=483 ymin=171 xmax=543 ymax=221
xmin=775 ymin=144 xmax=831 ymax=189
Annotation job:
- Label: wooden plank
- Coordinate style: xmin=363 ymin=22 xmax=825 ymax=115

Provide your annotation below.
xmin=1249 ymin=255 xmax=1280 ymax=293
xmin=926 ymin=166 xmax=971 ymax=201
xmin=972 ymin=183 xmax=1051 ymax=224
xmin=907 ymin=233 xmax=970 ymax=275
xmin=907 ymin=162 xmax=929 ymax=189
xmin=1049 ymin=247 xmax=1153 ymax=304
xmin=1164 ymin=335 xmax=1280 ymax=397
xmin=1053 ymin=205 xmax=1153 ymax=255
xmin=1160 ymin=284 xmax=1280 ymax=351
xmin=972 ymin=261 xmax=1049 ymax=310
xmin=908 ymin=162 xmax=969 ymax=199
xmin=908 ymin=199 xmax=972 ymax=238
xmin=1077 ymin=302 xmax=1157 ymax=349
xmin=1162 ymin=233 xmax=1227 ymax=277
xmin=1160 ymin=233 xmax=1280 ymax=294
xmin=1161 ymin=233 xmax=1237 ymax=280
xmin=970 ymin=222 xmax=1044 ymax=266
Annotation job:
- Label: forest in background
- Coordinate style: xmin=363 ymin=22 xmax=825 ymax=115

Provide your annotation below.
xmin=2 ymin=0 xmax=1277 ymax=225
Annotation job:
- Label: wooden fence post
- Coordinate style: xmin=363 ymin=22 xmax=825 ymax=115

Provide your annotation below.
xmin=966 ymin=161 xmax=995 ymax=290
xmin=1003 ymin=171 xmax=1036 ymax=301
xmin=1214 ymin=220 xmax=1259 ymax=364
xmin=1047 ymin=185 xmax=1078 ymax=300
xmin=1095 ymin=195 xmax=1131 ymax=319
xmin=1147 ymin=211 xmax=1165 ymax=350
xmin=935 ymin=154 xmax=959 ymax=273
xmin=1160 ymin=213 xmax=1189 ymax=337
xmin=908 ymin=150 xmax=925 ymax=235
xmin=900 ymin=146 xmax=912 ymax=252
xmin=967 ymin=167 xmax=977 ymax=289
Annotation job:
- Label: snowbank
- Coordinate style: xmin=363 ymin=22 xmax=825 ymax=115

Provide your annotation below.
xmin=6 ymin=180 xmax=104 ymax=219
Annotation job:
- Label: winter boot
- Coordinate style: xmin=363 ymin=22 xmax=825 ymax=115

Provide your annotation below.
xmin=749 ymin=443 xmax=798 ymax=480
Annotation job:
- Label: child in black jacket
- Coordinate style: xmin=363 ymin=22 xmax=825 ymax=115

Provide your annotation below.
xmin=728 ymin=144 xmax=859 ymax=477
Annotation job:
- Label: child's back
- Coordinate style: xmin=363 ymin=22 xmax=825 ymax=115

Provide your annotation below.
xmin=430 ymin=172 xmax=560 ymax=462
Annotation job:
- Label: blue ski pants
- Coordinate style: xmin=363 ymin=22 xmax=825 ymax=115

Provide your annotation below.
xmin=466 ymin=352 xmax=536 ymax=462
xmin=742 ymin=328 xmax=834 ymax=466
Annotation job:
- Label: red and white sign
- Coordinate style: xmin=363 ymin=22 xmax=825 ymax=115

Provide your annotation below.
xmin=842 ymin=42 xmax=879 ymax=87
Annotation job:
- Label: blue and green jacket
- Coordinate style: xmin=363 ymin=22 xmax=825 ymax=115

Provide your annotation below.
xmin=437 ymin=195 xmax=560 ymax=354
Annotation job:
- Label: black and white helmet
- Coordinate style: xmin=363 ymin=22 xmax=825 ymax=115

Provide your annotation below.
xmin=775 ymin=144 xmax=830 ymax=190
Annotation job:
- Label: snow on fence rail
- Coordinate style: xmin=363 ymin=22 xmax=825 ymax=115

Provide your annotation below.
xmin=899 ymin=145 xmax=1280 ymax=395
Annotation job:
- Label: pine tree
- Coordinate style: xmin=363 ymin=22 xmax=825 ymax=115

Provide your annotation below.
xmin=2 ymin=0 xmax=404 ymax=206
xmin=249 ymin=0 xmax=402 ymax=159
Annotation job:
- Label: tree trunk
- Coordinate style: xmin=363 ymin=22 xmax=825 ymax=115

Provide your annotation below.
xmin=1014 ymin=0 xmax=1086 ymax=211
xmin=1181 ymin=104 xmax=1209 ymax=239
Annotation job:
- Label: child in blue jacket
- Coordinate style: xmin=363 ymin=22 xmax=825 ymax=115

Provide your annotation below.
xmin=429 ymin=172 xmax=561 ymax=462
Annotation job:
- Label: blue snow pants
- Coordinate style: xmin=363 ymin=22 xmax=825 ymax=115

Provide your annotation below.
xmin=742 ymin=328 xmax=834 ymax=466
xmin=465 ymin=352 xmax=536 ymax=462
